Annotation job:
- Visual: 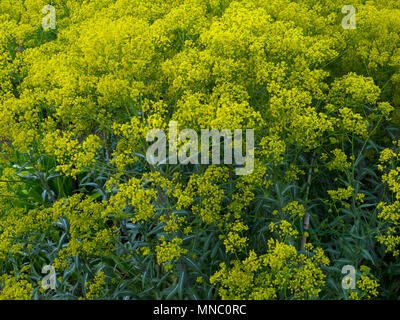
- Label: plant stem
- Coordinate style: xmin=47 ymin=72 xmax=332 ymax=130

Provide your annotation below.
xmin=300 ymin=153 xmax=315 ymax=251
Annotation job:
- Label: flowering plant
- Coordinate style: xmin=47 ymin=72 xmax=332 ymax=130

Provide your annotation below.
xmin=0 ymin=0 xmax=397 ymax=300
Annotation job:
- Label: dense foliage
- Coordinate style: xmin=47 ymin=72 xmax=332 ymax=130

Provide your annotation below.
xmin=0 ymin=0 xmax=399 ymax=299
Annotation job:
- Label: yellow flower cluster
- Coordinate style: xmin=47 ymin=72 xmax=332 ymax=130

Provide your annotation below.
xmin=282 ymin=201 xmax=306 ymax=220
xmin=85 ymin=271 xmax=106 ymax=300
xmin=0 ymin=275 xmax=33 ymax=300
xmin=327 ymin=186 xmax=354 ymax=202
xmin=210 ymin=238 xmax=329 ymax=300
xmin=376 ymin=143 xmax=400 ymax=256
xmin=156 ymin=237 xmax=188 ymax=272
xmin=222 ymin=220 xmax=249 ymax=253
xmin=326 ymin=149 xmax=351 ymax=171
xmin=0 ymin=266 xmax=33 ymax=300
xmin=348 ymin=266 xmax=379 ymax=300
xmin=44 ymin=131 xmax=102 ymax=178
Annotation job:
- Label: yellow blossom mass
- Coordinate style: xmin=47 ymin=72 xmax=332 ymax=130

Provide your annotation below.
xmin=0 ymin=0 xmax=399 ymax=300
